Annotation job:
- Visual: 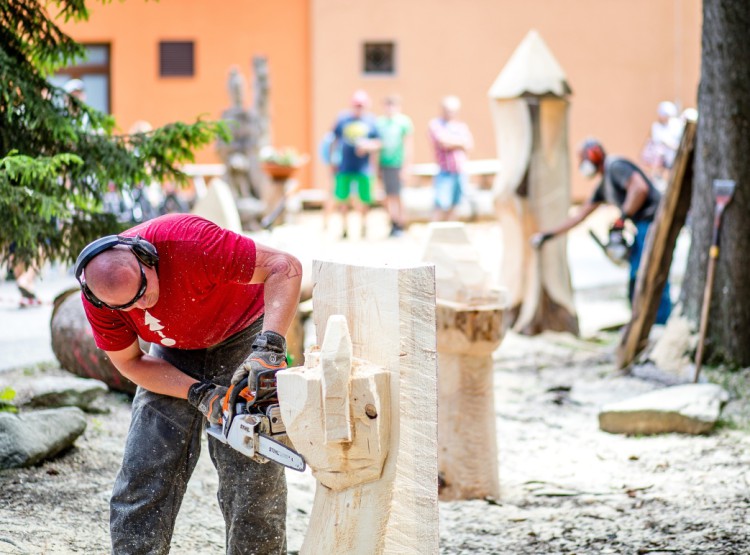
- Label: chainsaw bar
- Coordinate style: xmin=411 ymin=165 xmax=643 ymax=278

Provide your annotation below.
xmin=206 ymin=373 xmax=306 ymax=472
xmin=257 ymin=433 xmax=306 ymax=472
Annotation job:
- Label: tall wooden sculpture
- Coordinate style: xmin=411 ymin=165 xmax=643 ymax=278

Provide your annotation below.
xmin=422 ymin=223 xmax=506 ymax=501
xmin=277 ymin=260 xmax=438 ymax=554
xmin=216 ymin=66 xmax=265 ymax=200
xmin=489 ymin=29 xmax=579 ymax=335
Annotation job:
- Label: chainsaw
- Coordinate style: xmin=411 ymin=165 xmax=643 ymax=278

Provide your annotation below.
xmin=588 ymin=226 xmax=633 ymax=267
xmin=206 ymin=369 xmax=306 ymax=472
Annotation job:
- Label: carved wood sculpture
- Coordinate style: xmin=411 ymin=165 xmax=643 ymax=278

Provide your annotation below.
xmin=422 ymin=223 xmax=506 ymax=501
xmin=277 ymin=260 xmax=438 ymax=554
xmin=489 ymin=29 xmax=578 ymax=335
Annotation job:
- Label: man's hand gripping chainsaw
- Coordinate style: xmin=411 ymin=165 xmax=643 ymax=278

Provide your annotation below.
xmin=206 ymin=369 xmax=306 ymax=472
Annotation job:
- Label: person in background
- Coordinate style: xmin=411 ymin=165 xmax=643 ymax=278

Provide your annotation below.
xmin=640 ymin=100 xmax=684 ymax=188
xmin=532 ymin=138 xmax=672 ymax=324
xmin=428 ymin=95 xmax=473 ymax=221
xmin=74 ymin=213 xmax=302 ymax=553
xmin=329 ymin=90 xmax=382 ymax=239
xmin=376 ymin=94 xmax=414 ymax=237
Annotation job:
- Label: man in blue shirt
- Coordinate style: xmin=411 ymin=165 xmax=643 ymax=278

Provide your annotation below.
xmin=329 ymin=90 xmax=381 ymax=239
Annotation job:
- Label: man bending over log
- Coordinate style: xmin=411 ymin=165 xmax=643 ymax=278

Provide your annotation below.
xmin=74 ymin=213 xmax=302 ymax=554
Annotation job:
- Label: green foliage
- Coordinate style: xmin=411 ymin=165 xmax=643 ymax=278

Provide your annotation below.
xmin=0 ymin=387 xmax=18 ymax=413
xmin=0 ymin=0 xmax=226 ymax=267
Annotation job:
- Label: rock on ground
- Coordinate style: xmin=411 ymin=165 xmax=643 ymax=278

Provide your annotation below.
xmin=10 ymin=375 xmax=109 ymax=411
xmin=0 ymin=407 xmax=86 ymax=469
xmin=599 ymin=383 xmax=730 ymax=435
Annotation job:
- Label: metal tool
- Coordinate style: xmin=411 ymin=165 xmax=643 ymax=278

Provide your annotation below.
xmin=207 ymin=370 xmax=306 ymax=471
xmin=694 ymin=179 xmax=736 ymax=382
xmin=588 ymin=226 xmax=632 ymax=267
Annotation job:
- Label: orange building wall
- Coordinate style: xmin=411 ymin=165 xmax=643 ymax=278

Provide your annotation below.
xmin=59 ymin=0 xmax=311 ymax=184
xmin=312 ymin=0 xmax=702 ymax=200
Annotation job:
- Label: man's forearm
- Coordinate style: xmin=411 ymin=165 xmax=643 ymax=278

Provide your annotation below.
xmin=108 ymin=347 xmax=198 ymax=399
xmin=261 ymin=260 xmax=302 ymax=337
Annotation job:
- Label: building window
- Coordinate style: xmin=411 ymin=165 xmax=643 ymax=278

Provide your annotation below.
xmin=52 ymin=44 xmax=111 ymax=114
xmin=159 ymin=41 xmax=195 ymax=77
xmin=363 ymin=42 xmax=395 ymax=75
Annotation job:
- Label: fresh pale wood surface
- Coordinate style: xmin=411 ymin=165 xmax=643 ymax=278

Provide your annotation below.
xmin=437 ymin=302 xmax=504 ymax=501
xmin=280 ymin=261 xmax=438 ymax=555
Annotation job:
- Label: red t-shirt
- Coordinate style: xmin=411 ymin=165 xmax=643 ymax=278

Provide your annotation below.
xmin=83 ymin=214 xmax=265 ymax=351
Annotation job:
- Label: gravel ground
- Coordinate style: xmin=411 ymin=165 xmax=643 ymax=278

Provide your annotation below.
xmin=1 ymin=331 xmax=749 ymax=555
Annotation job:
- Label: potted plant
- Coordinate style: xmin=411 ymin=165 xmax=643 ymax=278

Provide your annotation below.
xmin=260 ymin=146 xmax=309 ymax=180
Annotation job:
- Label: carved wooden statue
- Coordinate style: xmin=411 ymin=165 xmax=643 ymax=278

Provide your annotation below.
xmin=277 ymin=260 xmax=439 ymax=554
xmin=488 ymin=30 xmax=579 ymax=335
xmin=216 ymin=66 xmax=265 ymax=199
xmin=422 ymin=223 xmax=506 ymax=501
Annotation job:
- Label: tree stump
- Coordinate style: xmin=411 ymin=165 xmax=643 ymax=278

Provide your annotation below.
xmin=278 ymin=260 xmax=438 ymax=555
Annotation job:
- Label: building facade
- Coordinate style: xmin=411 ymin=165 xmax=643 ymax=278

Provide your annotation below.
xmin=61 ymin=0 xmax=701 ymax=200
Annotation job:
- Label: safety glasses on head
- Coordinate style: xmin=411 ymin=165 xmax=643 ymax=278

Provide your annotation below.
xmin=74 ymin=235 xmax=158 ymax=310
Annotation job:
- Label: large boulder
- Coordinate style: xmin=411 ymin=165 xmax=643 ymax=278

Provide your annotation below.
xmin=0 ymin=407 xmax=87 ymax=469
xmin=599 ymin=383 xmax=730 ymax=435
xmin=13 ymin=376 xmax=108 ymax=411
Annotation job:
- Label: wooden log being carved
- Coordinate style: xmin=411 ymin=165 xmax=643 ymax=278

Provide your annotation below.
xmin=277 ymin=260 xmax=438 ymax=555
xmin=422 ymin=223 xmax=506 ymax=501
xmin=279 ymin=315 xmax=390 ymax=491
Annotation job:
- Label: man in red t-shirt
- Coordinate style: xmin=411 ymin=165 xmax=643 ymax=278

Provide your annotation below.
xmin=75 ymin=214 xmax=302 ymax=554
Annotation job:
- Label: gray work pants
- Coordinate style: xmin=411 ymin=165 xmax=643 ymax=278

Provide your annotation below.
xmin=110 ymin=319 xmax=288 ymax=554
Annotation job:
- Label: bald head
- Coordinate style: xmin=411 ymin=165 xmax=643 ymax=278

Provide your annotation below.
xmin=84 ymin=247 xmax=143 ymax=307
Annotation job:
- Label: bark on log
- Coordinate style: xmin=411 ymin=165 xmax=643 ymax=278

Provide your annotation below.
xmin=50 ymin=289 xmax=136 ymax=395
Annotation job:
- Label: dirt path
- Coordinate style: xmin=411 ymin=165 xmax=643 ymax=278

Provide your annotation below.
xmin=1 ymin=331 xmax=748 ymax=554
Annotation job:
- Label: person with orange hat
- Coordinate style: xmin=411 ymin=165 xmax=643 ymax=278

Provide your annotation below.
xmin=531 ymin=138 xmax=672 ymax=324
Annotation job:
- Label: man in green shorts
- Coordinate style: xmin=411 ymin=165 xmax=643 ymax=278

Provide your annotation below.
xmin=329 ymin=90 xmax=381 ymax=239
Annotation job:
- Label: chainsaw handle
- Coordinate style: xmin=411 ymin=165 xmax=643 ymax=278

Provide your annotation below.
xmin=223 ymin=377 xmax=249 ymax=432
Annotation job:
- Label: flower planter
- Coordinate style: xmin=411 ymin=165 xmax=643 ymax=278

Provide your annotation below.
xmin=262 ymin=163 xmax=298 ymax=181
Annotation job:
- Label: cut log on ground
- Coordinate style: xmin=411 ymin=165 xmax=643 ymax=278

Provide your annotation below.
xmin=279 ymin=260 xmax=438 ymax=555
xmin=50 ymin=289 xmax=136 ymax=395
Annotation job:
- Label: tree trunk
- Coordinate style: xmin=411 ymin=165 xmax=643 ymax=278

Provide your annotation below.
xmin=681 ymin=0 xmax=750 ymax=366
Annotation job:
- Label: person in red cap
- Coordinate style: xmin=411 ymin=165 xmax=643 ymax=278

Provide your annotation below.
xmin=328 ymin=90 xmax=381 ymax=239
xmin=531 ymin=138 xmax=672 ymax=324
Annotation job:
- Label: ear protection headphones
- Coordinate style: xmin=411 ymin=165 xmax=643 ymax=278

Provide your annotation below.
xmin=74 ymin=235 xmax=159 ymax=307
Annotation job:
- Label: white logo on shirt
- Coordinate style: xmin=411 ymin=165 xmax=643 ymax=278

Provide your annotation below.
xmin=144 ymin=311 xmax=176 ymax=347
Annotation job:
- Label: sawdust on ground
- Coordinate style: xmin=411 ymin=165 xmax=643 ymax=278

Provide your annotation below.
xmin=1 ymin=329 xmax=748 ymax=554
